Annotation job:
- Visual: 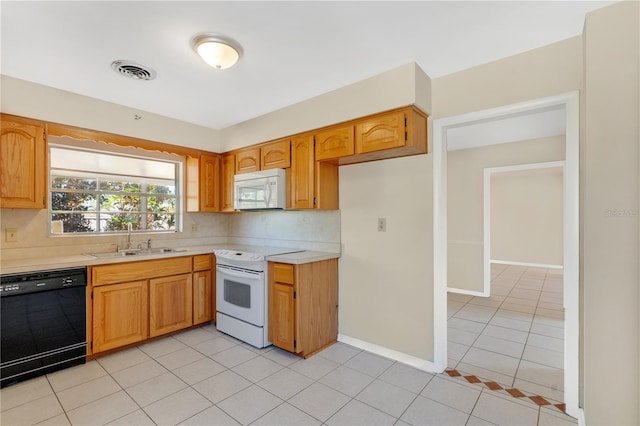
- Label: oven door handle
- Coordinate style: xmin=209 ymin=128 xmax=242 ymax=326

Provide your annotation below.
xmin=216 ymin=265 xmax=262 ymax=279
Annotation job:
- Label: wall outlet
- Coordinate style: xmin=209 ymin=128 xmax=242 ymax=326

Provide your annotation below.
xmin=377 ymin=218 xmax=386 ymax=232
xmin=191 ymin=223 xmax=198 ymax=233
xmin=5 ymin=228 xmax=18 ymax=242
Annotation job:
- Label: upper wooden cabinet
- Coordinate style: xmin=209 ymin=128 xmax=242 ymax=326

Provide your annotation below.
xmin=235 ymin=147 xmax=260 ymax=174
xmin=289 ymin=135 xmax=338 ymax=210
xmin=220 ymin=153 xmax=235 ymax=212
xmin=199 ymin=154 xmax=221 ymax=212
xmin=235 ymin=139 xmax=291 ymax=174
xmin=289 ymin=135 xmax=315 ymax=209
xmin=314 ymin=124 xmax=354 ymax=161
xmin=261 ymin=139 xmax=291 ymax=170
xmin=355 ymin=110 xmax=406 ymax=154
xmin=0 ymin=114 xmax=47 ymax=209
xmin=343 ymin=106 xmax=428 ymax=165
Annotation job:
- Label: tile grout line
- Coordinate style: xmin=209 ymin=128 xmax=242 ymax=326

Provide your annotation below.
xmin=511 ymin=267 xmax=546 ymax=391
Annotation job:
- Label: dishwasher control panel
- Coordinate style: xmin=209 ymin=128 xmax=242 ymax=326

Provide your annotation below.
xmin=0 ymin=268 xmax=86 ymax=297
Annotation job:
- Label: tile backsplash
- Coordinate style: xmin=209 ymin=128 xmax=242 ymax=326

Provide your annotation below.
xmin=0 ymin=208 xmax=341 ymax=261
xmin=227 ymin=210 xmax=341 ymax=252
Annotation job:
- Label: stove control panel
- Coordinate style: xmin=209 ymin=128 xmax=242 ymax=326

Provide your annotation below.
xmin=214 ymin=250 xmax=265 ymax=262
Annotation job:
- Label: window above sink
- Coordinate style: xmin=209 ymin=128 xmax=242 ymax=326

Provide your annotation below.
xmin=49 ymin=136 xmax=184 ymax=236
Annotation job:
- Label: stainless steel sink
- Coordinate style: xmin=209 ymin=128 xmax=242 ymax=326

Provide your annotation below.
xmin=148 ymin=247 xmax=185 ymax=254
xmin=86 ymin=247 xmax=186 ymax=259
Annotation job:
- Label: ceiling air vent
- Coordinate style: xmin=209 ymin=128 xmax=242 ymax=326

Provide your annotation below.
xmin=111 ymin=60 xmax=156 ymax=81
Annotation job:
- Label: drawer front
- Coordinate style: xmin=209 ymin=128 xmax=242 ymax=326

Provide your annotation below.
xmin=193 ymin=254 xmax=212 ymax=271
xmin=272 ymin=263 xmax=294 ymax=284
xmin=91 ymin=256 xmax=192 ymax=286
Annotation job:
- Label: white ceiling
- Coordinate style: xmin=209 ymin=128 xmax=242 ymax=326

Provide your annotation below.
xmin=1 ymin=1 xmax=614 ymax=131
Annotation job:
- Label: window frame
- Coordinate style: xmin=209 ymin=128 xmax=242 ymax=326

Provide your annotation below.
xmin=48 ymin=142 xmax=184 ymax=237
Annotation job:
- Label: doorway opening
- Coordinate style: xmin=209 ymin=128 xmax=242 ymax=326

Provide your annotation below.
xmin=432 ymin=92 xmax=579 ymax=418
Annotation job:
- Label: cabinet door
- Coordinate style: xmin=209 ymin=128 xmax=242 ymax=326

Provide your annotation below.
xmin=200 ymin=153 xmax=220 ymax=212
xmin=0 ymin=115 xmax=46 ymax=209
xmin=269 ymin=281 xmax=297 ymax=353
xmin=220 ymin=153 xmax=235 ymax=212
xmin=149 ymin=274 xmax=193 ymax=337
xmin=290 ymin=135 xmax=315 ymax=209
xmin=315 ymin=125 xmax=354 ymax=161
xmin=92 ymin=280 xmax=148 ymax=353
xmin=193 ymin=270 xmax=212 ymax=325
xmin=355 ymin=110 xmax=406 ymax=154
xmin=261 ymin=139 xmax=290 ymax=170
xmin=235 ymin=147 xmax=260 ymax=174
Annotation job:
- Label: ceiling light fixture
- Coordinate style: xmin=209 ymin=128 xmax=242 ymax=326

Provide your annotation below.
xmin=192 ymin=33 xmax=242 ymax=70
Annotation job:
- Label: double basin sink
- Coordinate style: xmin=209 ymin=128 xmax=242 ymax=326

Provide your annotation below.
xmin=86 ymin=247 xmax=187 ymax=259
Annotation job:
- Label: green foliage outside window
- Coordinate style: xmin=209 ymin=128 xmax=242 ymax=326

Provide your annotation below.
xmin=50 ymin=175 xmax=177 ymax=234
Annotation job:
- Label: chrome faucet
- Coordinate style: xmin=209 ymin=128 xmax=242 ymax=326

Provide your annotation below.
xmin=127 ymin=223 xmax=133 ymax=249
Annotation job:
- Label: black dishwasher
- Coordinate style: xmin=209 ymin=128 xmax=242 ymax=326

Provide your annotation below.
xmin=1 ymin=267 xmax=87 ymax=387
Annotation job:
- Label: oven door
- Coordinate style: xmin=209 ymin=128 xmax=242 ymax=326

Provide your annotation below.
xmin=216 ymin=264 xmax=265 ymax=326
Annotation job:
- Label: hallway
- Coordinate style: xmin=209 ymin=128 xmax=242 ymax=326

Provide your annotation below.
xmin=447 ymin=264 xmax=565 ymax=404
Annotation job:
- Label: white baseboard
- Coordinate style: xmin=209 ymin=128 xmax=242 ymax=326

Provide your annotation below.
xmin=491 ymin=260 xmax=564 ymax=269
xmin=337 ymin=334 xmax=441 ymax=374
xmin=446 ymin=287 xmax=488 ymax=297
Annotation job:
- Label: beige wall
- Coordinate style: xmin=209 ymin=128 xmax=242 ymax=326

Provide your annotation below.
xmin=490 ymin=167 xmax=563 ymax=266
xmin=582 ymin=1 xmax=639 ymax=424
xmin=447 ymin=137 xmax=565 ymax=292
xmin=432 ymin=36 xmax=582 ymax=119
xmin=220 ymin=63 xmax=431 ymax=151
xmin=339 ymin=154 xmax=433 ymax=359
xmin=0 ymin=75 xmax=221 ymax=152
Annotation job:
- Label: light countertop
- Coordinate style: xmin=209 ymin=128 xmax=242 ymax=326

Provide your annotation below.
xmin=266 ymin=250 xmax=340 ymax=264
xmin=1 ymin=245 xmax=340 ymax=275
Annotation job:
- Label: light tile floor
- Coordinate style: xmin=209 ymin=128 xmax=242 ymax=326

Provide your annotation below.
xmin=448 ymin=264 xmax=567 ymax=405
xmin=2 ymin=273 xmax=577 ymax=425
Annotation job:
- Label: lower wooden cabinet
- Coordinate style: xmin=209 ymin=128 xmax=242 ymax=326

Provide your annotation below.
xmin=268 ymin=259 xmax=338 ymax=357
xmin=270 ymin=281 xmax=297 ymax=352
xmin=149 ymin=274 xmax=193 ymax=337
xmin=193 ymin=270 xmax=212 ymax=325
xmin=92 ymin=280 xmax=148 ymax=353
xmin=89 ymin=255 xmax=215 ymax=356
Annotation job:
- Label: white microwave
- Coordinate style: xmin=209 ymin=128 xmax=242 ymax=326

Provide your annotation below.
xmin=234 ymin=168 xmax=286 ymax=210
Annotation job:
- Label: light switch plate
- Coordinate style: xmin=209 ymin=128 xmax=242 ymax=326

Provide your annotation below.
xmin=377 ymin=218 xmax=386 ymax=232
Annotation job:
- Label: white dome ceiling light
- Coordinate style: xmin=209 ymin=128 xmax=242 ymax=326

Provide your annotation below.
xmin=192 ymin=33 xmax=242 ymax=70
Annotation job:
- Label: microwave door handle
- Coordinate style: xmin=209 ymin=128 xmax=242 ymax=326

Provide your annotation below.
xmin=265 ymin=180 xmax=272 ymax=206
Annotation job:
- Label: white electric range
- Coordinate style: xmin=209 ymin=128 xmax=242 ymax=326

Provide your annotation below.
xmin=214 ymin=246 xmax=302 ymax=348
